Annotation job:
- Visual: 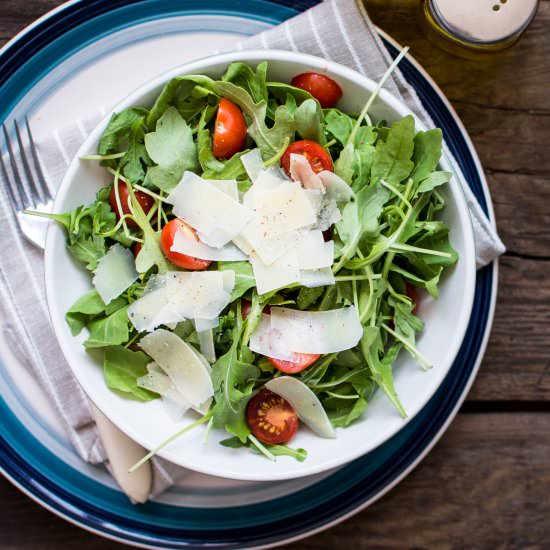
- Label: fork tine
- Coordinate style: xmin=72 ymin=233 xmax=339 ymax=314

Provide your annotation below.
xmin=2 ymin=123 xmax=33 ymax=209
xmin=14 ymin=119 xmax=44 ymax=206
xmin=24 ymin=116 xmax=52 ymax=202
xmin=1 ymin=124 xmax=30 ymax=211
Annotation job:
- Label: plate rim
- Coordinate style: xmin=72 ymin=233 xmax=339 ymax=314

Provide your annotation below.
xmin=0 ymin=1 xmax=499 ymax=548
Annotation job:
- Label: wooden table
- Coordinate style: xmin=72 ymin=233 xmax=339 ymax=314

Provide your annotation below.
xmin=2 ymin=1 xmax=549 ymax=548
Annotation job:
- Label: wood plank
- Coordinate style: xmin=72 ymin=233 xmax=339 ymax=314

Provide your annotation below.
xmin=0 ymin=0 xmax=61 ymax=43
xmin=468 ymin=256 xmax=550 ymax=401
xmin=2 ymin=413 xmax=548 ymax=548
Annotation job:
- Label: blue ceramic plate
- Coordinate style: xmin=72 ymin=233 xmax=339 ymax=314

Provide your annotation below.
xmin=0 ymin=1 xmax=498 ymax=548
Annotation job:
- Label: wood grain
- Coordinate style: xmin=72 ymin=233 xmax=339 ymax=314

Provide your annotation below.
xmin=2 ymin=414 xmax=549 ymax=549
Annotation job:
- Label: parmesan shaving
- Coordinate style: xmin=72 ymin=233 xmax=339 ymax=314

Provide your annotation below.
xmin=139 ymin=329 xmax=213 ymax=408
xmin=296 ymin=230 xmax=334 ymax=270
xmin=269 ymin=306 xmax=363 ymax=354
xmin=171 ymin=229 xmax=247 ymax=261
xmin=266 ymin=376 xmax=336 ymax=438
xmin=250 ymin=249 xmax=300 ymax=295
xmin=92 ymin=243 xmax=138 ymax=305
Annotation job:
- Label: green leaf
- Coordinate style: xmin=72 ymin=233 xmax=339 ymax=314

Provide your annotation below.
xmin=65 ymin=289 xmax=106 ymax=336
xmin=218 ymin=262 xmax=256 ymax=300
xmin=67 ymin=234 xmax=106 ymax=271
xmin=325 ymin=109 xmax=354 ymax=145
xmin=222 ymin=61 xmax=268 ymax=104
xmin=295 ymin=98 xmax=324 ymax=143
xmin=416 ymin=171 xmax=452 ymax=195
xmin=219 ymin=436 xmax=308 ymax=462
xmin=121 ymin=118 xmax=151 ymax=182
xmin=84 ymin=307 xmax=129 ymax=348
xmin=371 ymin=115 xmax=415 ymax=186
xmin=327 ymin=397 xmax=369 ymax=428
xmin=360 ymin=328 xmax=406 ymax=418
xmin=103 ymin=346 xmax=158 ymax=401
xmin=144 ymin=106 xmax=198 ymax=192
xmin=297 ymin=286 xmax=324 ymax=310
xmin=410 ymin=128 xmax=443 ymax=184
xmin=98 ymin=108 xmax=149 ymax=155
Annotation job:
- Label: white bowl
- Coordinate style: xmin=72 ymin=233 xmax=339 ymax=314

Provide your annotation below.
xmin=45 ymin=50 xmax=476 ymax=481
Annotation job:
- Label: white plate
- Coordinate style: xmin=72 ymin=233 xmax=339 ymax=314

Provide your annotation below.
xmin=45 ymin=49 xmax=476 ymax=481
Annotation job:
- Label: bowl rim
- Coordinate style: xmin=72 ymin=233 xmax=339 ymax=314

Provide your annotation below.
xmin=44 ymin=48 xmax=476 ymax=481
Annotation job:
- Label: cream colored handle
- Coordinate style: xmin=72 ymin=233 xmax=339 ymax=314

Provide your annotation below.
xmin=90 ymin=403 xmax=152 ymax=503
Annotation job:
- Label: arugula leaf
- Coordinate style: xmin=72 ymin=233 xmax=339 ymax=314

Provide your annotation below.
xmin=98 ymin=108 xmax=149 ymax=155
xmin=297 ymin=286 xmax=324 ymax=310
xmin=325 ymin=109 xmax=354 ymax=145
xmin=360 ymin=327 xmax=406 ymax=418
xmin=295 ymin=98 xmax=324 ymax=143
xmin=145 ymin=106 xmax=198 ymax=192
xmin=103 ymin=346 xmax=158 ymax=401
xmin=84 ymin=307 xmax=130 ymax=348
xmin=222 ymin=61 xmax=268 ymax=104
xmin=371 ymin=115 xmax=415 ymax=186
xmin=416 ymin=171 xmax=452 ymax=195
xmin=121 ymin=118 xmax=151 ymax=182
xmin=68 ymin=235 xmax=106 ymax=271
xmin=410 ymin=128 xmax=443 ymax=184
xmin=220 ymin=436 xmax=308 ymax=462
xmin=65 ymin=289 xmax=106 ymax=335
xmin=327 ymin=397 xmax=369 ymax=428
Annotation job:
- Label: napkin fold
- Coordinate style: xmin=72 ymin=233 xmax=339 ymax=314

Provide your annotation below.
xmin=0 ymin=0 xmax=504 ymax=501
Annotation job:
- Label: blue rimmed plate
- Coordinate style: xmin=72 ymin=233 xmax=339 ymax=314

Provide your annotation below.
xmin=0 ymin=1 xmax=498 ymax=548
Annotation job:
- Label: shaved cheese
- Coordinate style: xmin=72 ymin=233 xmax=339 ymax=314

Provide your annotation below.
xmin=232 ymin=234 xmax=254 ymax=255
xmin=240 ymin=149 xmax=264 ymax=182
xmin=195 ymin=325 xmax=216 ymax=363
xmin=171 ymin=229 xmax=247 ymax=261
xmin=318 ymin=171 xmax=355 ymax=202
xmin=304 ymin=188 xmax=323 ymax=216
xmin=139 ymin=329 xmax=213 ymax=408
xmin=242 ymin=169 xmax=284 ymax=209
xmin=205 ymin=179 xmax=239 ymax=201
xmin=269 ymin=306 xmax=363 ymax=354
xmin=242 ymin=181 xmax=316 ymax=264
xmin=289 ymin=153 xmax=324 ymax=191
xmin=249 ymin=314 xmax=299 ymax=361
xmin=194 ymin=317 xmax=219 ymax=332
xmin=296 ymin=230 xmax=334 ymax=270
xmin=197 ymin=228 xmax=235 ymax=248
xmin=299 ymin=267 xmax=336 ymax=288
xmin=92 ymin=244 xmax=138 ymax=304
xmin=250 ymin=249 xmax=300 ymax=295
xmin=316 ymin=200 xmax=341 ymax=231
xmin=167 ymin=171 xmax=253 ymax=244
xmin=266 ymin=376 xmax=336 ymax=438
xmin=161 ymin=271 xmax=233 ymax=321
xmin=128 ymin=271 xmax=234 ymax=332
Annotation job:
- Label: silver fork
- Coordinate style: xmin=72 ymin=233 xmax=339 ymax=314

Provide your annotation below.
xmin=1 ymin=118 xmax=152 ymax=503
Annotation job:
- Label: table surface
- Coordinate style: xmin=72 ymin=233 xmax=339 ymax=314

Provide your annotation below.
xmin=1 ymin=1 xmax=549 ymax=548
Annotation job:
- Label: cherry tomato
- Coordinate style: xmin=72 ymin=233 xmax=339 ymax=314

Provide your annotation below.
xmin=247 ymin=389 xmax=299 ymax=445
xmin=109 ymin=181 xmax=154 ymax=228
xmin=160 ymin=218 xmax=212 ymax=270
xmin=281 ymin=140 xmax=333 ymax=178
xmin=213 ymin=98 xmax=247 ymax=159
xmin=406 ymin=283 xmax=419 ymax=315
xmin=133 ymin=242 xmax=142 ymax=258
xmin=268 ymin=353 xmax=321 ymax=374
xmin=291 ymin=72 xmax=343 ymax=108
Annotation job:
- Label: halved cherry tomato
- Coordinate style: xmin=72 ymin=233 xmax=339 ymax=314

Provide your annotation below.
xmin=159 ymin=218 xmax=212 ymax=270
xmin=406 ymin=283 xmax=419 ymax=315
xmin=213 ymin=98 xmax=247 ymax=159
xmin=268 ymin=353 xmax=321 ymax=374
xmin=291 ymin=72 xmax=342 ymax=108
xmin=280 ymin=140 xmax=333 ymax=178
xmin=247 ymin=389 xmax=299 ymax=444
xmin=133 ymin=242 xmax=142 ymax=258
xmin=109 ymin=181 xmax=154 ymax=228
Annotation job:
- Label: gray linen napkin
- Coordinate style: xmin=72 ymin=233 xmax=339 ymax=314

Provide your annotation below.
xmin=0 ymin=0 xmax=504 ymax=501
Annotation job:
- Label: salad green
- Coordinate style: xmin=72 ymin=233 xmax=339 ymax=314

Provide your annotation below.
xmin=48 ymin=57 xmax=458 ymax=463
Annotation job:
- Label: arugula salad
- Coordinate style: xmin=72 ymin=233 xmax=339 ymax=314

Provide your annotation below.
xmin=48 ymin=56 xmax=458 ymax=464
